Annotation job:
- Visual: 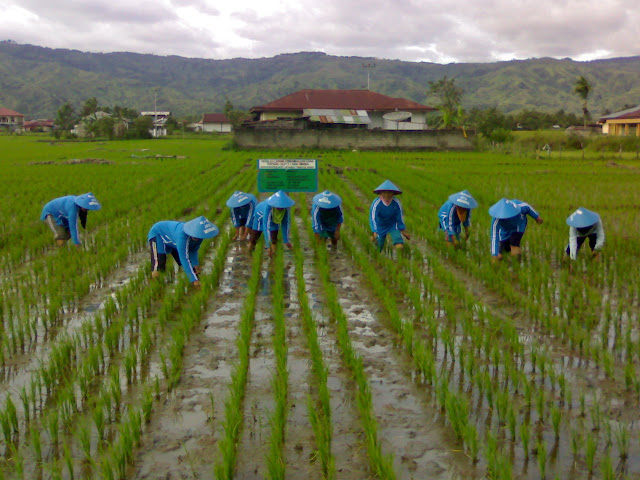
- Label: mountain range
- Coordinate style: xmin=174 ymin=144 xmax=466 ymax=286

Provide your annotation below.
xmin=1 ymin=41 xmax=640 ymax=120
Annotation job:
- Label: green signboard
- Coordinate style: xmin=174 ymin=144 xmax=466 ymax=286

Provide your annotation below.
xmin=257 ymin=158 xmax=318 ymax=193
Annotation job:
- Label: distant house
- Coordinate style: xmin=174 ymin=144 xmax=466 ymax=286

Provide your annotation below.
xmin=248 ymin=89 xmax=436 ymax=130
xmin=141 ymin=111 xmax=170 ymax=137
xmin=71 ymin=111 xmax=112 ymax=137
xmin=0 ymin=108 xmax=24 ymax=131
xmin=598 ymin=105 xmax=640 ymax=136
xmin=201 ymin=113 xmax=232 ymax=133
xmin=23 ymin=119 xmax=55 ymax=133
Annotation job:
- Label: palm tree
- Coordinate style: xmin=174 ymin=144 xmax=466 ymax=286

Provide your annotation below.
xmin=574 ymin=76 xmax=592 ymax=126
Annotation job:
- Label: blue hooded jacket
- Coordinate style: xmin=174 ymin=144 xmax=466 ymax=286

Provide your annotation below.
xmin=249 ymin=201 xmax=291 ymax=246
xmin=490 ymin=199 xmax=540 ymax=256
xmin=41 ymin=195 xmax=83 ymax=244
xmin=312 ymin=205 xmax=344 ymax=233
xmin=147 ymin=221 xmax=203 ymax=282
xmin=230 ymin=198 xmax=257 ymax=228
xmin=369 ymin=197 xmax=406 ymax=235
xmin=438 ymin=200 xmax=471 ymax=238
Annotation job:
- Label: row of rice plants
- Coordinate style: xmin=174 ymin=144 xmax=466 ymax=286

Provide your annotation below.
xmin=263 ymin=243 xmax=289 ymax=478
xmin=289 ymin=214 xmax=335 ymax=478
xmin=213 ymin=246 xmax=264 ymax=478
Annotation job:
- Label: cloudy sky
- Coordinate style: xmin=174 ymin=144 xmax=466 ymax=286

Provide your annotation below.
xmin=1 ymin=0 xmax=638 ymax=63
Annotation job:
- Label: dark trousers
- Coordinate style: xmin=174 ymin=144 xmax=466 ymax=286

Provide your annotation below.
xmin=249 ymin=229 xmax=278 ymax=246
xmin=565 ymin=234 xmax=597 ymax=255
xmin=149 ymin=239 xmax=181 ymax=272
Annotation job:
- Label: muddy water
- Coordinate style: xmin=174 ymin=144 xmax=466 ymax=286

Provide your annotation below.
xmin=133 ymin=242 xmax=252 ymax=479
xmin=324 ymin=245 xmax=480 ymax=480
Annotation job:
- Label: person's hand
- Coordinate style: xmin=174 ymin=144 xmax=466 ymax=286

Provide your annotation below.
xmin=371 ymin=232 xmax=378 ymax=243
xmin=535 ymin=217 xmax=544 ymax=225
xmin=194 ymin=265 xmax=202 ymax=275
xmin=464 ymin=231 xmax=470 ymax=240
xmin=285 ymin=242 xmax=292 ymax=249
xmin=492 ymin=254 xmax=502 ymax=264
xmin=193 ymin=280 xmax=201 ymax=288
xmin=151 ymin=271 xmax=160 ymax=279
xmin=402 ymin=231 xmax=411 ymax=240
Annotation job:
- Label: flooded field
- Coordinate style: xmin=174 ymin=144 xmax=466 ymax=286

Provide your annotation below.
xmin=2 ymin=136 xmax=640 ymax=479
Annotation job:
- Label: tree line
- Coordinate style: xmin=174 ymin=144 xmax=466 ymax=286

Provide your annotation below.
xmin=54 ymin=97 xmax=177 ymax=139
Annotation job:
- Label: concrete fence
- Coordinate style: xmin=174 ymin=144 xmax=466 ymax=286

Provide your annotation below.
xmin=234 ymin=128 xmax=475 ymax=150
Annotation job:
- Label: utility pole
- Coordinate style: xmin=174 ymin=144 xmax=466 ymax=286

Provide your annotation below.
xmin=362 ymin=63 xmax=376 ymax=90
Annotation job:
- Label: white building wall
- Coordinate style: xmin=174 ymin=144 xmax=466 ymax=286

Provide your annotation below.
xmin=203 ymin=122 xmax=232 ymax=133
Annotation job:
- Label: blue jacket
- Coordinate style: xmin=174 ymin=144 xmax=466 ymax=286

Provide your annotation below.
xmin=250 ymin=200 xmax=268 ymax=231
xmin=490 ymin=199 xmax=540 ymax=256
xmin=41 ymin=195 xmax=82 ymax=244
xmin=438 ymin=200 xmax=471 ymax=238
xmin=147 ymin=221 xmax=203 ymax=282
xmin=312 ymin=205 xmax=344 ymax=233
xmin=370 ymin=197 xmax=405 ymax=235
xmin=263 ymin=205 xmax=291 ymax=247
xmin=230 ymin=198 xmax=257 ymax=228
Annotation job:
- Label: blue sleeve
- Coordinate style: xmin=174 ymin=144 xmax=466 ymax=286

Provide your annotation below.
xmin=337 ymin=206 xmax=344 ymax=225
xmin=245 ymin=200 xmax=256 ymax=227
xmin=490 ymin=218 xmax=501 ymax=256
xmin=522 ymin=204 xmax=540 ymax=220
xmin=230 ymin=207 xmax=239 ymax=227
xmin=282 ymin=210 xmax=290 ymax=244
xmin=264 ymin=207 xmax=273 ymax=247
xmin=188 ymin=238 xmax=202 ymax=267
xmin=177 ymin=235 xmax=198 ymax=282
xmin=68 ymin=202 xmax=81 ymax=245
xmin=463 ymin=210 xmax=471 ymax=227
xmin=395 ymin=200 xmax=406 ymax=231
xmin=441 ymin=203 xmax=456 ymax=236
xmin=312 ymin=205 xmax=322 ymax=233
xmin=369 ymin=200 xmax=378 ymax=232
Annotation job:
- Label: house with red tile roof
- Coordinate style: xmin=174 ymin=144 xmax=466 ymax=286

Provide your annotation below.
xmin=201 ymin=113 xmax=232 ymax=133
xmin=23 ymin=119 xmax=55 ymax=132
xmin=598 ymin=105 xmax=640 ymax=136
xmin=0 ymin=108 xmax=24 ymax=131
xmin=249 ymin=89 xmax=435 ymax=130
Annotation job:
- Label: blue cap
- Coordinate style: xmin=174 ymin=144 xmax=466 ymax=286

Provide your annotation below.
xmin=226 ymin=191 xmax=256 ymax=208
xmin=373 ymin=180 xmax=402 ymax=194
xmin=313 ymin=190 xmax=342 ymax=209
xmin=74 ymin=193 xmax=102 ymax=210
xmin=448 ymin=190 xmax=478 ymax=209
xmin=266 ymin=190 xmax=295 ymax=208
xmin=183 ymin=216 xmax=219 ymax=239
xmin=566 ymin=207 xmax=600 ymax=228
xmin=489 ymin=198 xmax=521 ymax=219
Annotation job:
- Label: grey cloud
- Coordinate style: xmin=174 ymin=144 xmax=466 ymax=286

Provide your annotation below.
xmin=14 ymin=0 xmax=177 ymax=25
xmin=2 ymin=0 xmax=639 ymax=62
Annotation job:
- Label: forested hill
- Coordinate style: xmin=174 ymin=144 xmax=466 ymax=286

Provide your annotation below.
xmin=2 ymin=40 xmax=640 ymax=119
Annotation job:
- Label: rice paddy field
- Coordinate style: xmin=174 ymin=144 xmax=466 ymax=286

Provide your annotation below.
xmin=1 ymin=134 xmax=640 ymax=479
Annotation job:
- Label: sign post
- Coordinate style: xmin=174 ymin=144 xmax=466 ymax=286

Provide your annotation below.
xmin=257 ymin=159 xmax=318 ymax=193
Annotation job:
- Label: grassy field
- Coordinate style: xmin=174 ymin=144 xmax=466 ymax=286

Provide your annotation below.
xmin=1 ymin=133 xmax=640 ymax=479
